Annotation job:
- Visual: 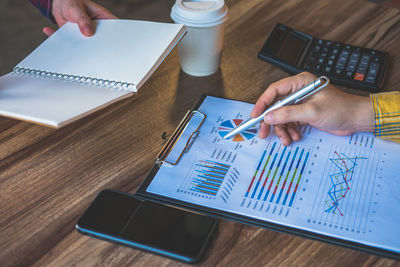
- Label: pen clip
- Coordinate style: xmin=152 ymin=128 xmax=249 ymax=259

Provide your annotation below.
xmin=294 ymin=76 xmax=330 ymax=104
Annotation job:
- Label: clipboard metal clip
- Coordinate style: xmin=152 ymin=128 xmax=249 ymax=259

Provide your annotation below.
xmin=156 ymin=110 xmax=206 ymax=166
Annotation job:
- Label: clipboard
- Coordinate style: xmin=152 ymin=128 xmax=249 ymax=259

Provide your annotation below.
xmin=135 ymin=94 xmax=400 ymax=260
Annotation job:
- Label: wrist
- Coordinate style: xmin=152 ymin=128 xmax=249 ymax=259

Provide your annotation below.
xmin=353 ymin=96 xmax=374 ymax=133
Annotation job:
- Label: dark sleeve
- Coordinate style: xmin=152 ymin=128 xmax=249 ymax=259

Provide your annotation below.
xmin=28 ymin=0 xmax=56 ymax=23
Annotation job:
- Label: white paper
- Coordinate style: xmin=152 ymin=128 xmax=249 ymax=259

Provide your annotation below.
xmin=0 ymin=73 xmax=132 ymax=127
xmin=147 ymin=96 xmax=400 ymax=254
xmin=16 ymin=20 xmax=185 ymax=90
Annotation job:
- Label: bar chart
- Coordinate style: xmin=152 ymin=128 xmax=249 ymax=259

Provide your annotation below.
xmin=179 ymin=160 xmax=230 ymax=197
xmin=244 ymin=141 xmax=311 ymax=208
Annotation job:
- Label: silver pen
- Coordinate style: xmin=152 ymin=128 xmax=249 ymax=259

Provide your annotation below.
xmin=223 ymin=76 xmax=330 ymax=140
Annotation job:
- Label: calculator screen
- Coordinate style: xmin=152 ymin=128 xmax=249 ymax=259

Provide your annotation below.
xmin=276 ymin=31 xmax=308 ymax=66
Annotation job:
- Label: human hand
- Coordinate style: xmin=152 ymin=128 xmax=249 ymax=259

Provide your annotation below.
xmin=43 ymin=0 xmax=117 ymax=37
xmin=251 ymin=72 xmax=374 ymax=145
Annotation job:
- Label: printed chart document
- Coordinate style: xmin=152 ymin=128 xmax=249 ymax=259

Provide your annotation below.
xmin=146 ymin=96 xmax=400 ymax=255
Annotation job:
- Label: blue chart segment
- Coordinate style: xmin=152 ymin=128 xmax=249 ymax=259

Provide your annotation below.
xmin=244 ymin=141 xmax=311 ymax=208
xmin=189 ymin=160 xmax=230 ymax=196
xmin=309 ymin=145 xmax=378 ymax=232
xmin=218 ymin=119 xmax=258 ymax=142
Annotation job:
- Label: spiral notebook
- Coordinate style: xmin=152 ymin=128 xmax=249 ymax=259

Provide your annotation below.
xmin=0 ymin=19 xmax=186 ymax=128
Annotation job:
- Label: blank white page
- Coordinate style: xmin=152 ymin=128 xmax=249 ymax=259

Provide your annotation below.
xmin=0 ymin=73 xmax=132 ymax=128
xmin=16 ymin=20 xmax=185 ymax=91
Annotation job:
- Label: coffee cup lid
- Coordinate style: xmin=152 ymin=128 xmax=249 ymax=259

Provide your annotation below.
xmin=171 ymin=0 xmax=228 ymax=27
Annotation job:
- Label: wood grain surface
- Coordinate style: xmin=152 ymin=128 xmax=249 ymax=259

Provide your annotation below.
xmin=1 ymin=0 xmax=400 ymax=266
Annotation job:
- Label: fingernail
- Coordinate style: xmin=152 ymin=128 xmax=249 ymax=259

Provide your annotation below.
xmin=83 ymin=26 xmax=93 ymax=36
xmin=265 ymin=112 xmax=274 ymax=123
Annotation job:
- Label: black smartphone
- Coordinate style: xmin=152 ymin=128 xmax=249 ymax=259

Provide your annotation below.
xmin=76 ymin=190 xmax=218 ymax=263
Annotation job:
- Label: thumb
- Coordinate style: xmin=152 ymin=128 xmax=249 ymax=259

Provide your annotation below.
xmin=43 ymin=27 xmax=56 ymax=36
xmin=69 ymin=4 xmax=94 ymax=36
xmin=264 ymin=104 xmax=311 ymax=125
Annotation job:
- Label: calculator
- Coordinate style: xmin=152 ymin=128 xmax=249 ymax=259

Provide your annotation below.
xmin=258 ymin=23 xmax=389 ymax=92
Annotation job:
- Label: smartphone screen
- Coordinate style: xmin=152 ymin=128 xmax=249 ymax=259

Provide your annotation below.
xmin=76 ymin=190 xmax=218 ymax=263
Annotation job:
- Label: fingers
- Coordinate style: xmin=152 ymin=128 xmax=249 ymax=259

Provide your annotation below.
xmin=86 ymin=1 xmax=118 ymax=19
xmin=264 ymin=104 xmax=314 ymax=126
xmin=43 ymin=27 xmax=56 ymax=36
xmin=251 ymin=72 xmax=316 ymax=118
xmin=67 ymin=1 xmax=94 ymax=36
xmin=258 ymin=121 xmax=270 ymax=139
xmin=274 ymin=125 xmax=291 ymax=146
xmin=287 ymin=123 xmax=301 ymax=141
xmin=273 ymin=124 xmax=301 ymax=146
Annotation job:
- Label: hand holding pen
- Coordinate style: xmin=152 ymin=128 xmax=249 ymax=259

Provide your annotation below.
xmin=227 ymin=72 xmax=374 ymax=146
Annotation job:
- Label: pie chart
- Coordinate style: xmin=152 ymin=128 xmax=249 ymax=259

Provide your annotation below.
xmin=218 ymin=119 xmax=258 ymax=141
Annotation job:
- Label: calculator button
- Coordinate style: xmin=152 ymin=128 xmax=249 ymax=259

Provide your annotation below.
xmin=360 ymin=54 xmax=370 ymax=63
xmin=370 ymin=50 xmax=377 ymax=55
xmin=345 ymin=45 xmax=351 ymax=50
xmin=313 ymin=45 xmax=321 ymax=53
xmin=373 ymin=56 xmax=381 ymax=63
xmin=354 ymin=73 xmax=365 ymax=81
xmin=329 ymin=55 xmax=336 ymax=60
xmin=327 ymin=59 xmax=334 ymax=66
xmin=365 ymin=75 xmax=376 ymax=84
xmin=325 ymin=66 xmax=332 ymax=73
xmin=331 ymin=48 xmax=339 ymax=54
xmin=346 ymin=63 xmax=357 ymax=72
xmin=315 ymin=64 xmax=322 ymax=71
xmin=365 ymin=63 xmax=380 ymax=83
xmin=357 ymin=66 xmax=367 ymax=74
xmin=335 ymin=68 xmax=344 ymax=75
xmin=317 ymin=39 xmax=324 ymax=45
xmin=318 ymin=57 xmax=325 ymax=64
xmin=370 ymin=62 xmax=380 ymax=69
xmin=351 ymin=51 xmax=360 ymax=58
xmin=322 ymin=47 xmax=329 ymax=53
xmin=325 ymin=41 xmax=332 ymax=47
xmin=346 ymin=71 xmax=353 ymax=78
xmin=336 ymin=62 xmax=345 ymax=69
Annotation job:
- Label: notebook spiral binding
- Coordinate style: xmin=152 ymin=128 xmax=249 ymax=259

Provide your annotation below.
xmin=13 ymin=66 xmax=135 ymax=92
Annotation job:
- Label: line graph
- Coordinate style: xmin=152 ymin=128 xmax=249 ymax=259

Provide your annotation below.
xmin=309 ymin=145 xmax=379 ymax=231
xmin=325 ymin=151 xmax=367 ymax=216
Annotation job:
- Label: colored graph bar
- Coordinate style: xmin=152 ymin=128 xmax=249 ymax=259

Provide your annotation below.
xmin=276 ymin=147 xmax=299 ymax=204
xmin=289 ymin=151 xmax=310 ymax=207
xmin=245 ymin=149 xmax=267 ymax=197
xmin=191 ymin=160 xmax=230 ymax=196
xmin=251 ymin=142 xmax=277 ymax=198
xmin=257 ymin=152 xmax=278 ymax=200
xmin=282 ymin=148 xmax=304 ymax=206
xmin=270 ymin=150 xmax=291 ymax=202
xmin=263 ymin=146 xmax=287 ymax=201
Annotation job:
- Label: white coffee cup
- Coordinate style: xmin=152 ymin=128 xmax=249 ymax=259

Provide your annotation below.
xmin=171 ymin=0 xmax=228 ymax=77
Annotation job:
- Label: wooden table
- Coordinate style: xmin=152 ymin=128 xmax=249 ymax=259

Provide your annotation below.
xmin=1 ymin=0 xmax=400 ymax=266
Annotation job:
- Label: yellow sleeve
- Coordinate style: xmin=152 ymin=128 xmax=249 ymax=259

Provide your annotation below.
xmin=370 ymin=91 xmax=400 ymax=143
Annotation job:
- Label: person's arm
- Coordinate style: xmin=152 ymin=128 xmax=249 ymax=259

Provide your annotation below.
xmin=371 ymin=92 xmax=400 ymax=143
xmin=28 ymin=0 xmax=55 ymax=23
xmin=30 ymin=0 xmax=117 ymax=37
xmin=251 ymin=72 xmax=377 ymax=145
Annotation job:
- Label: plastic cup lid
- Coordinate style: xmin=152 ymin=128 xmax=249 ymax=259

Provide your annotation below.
xmin=171 ymin=0 xmax=228 ymax=27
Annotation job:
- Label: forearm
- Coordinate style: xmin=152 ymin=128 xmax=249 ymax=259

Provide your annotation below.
xmin=370 ymin=91 xmax=400 ymax=143
xmin=28 ymin=0 xmax=55 ymax=23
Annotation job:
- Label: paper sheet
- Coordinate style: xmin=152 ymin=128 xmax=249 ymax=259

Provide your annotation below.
xmin=147 ymin=96 xmax=400 ymax=253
